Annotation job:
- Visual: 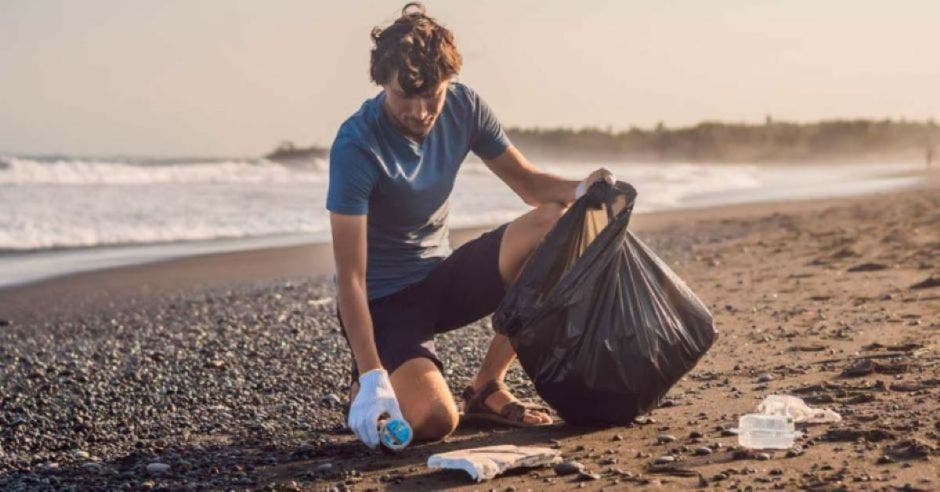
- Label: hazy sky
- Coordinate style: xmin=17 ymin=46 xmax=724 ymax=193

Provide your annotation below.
xmin=2 ymin=1 xmax=938 ymax=156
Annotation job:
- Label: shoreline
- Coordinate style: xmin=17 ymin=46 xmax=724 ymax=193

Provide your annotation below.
xmin=3 ymin=163 xmax=930 ymax=290
xmin=1 ymin=175 xmax=935 ymax=326
xmin=2 ymin=164 xmax=934 ymax=284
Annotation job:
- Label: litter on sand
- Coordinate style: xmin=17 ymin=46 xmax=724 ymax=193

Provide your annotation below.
xmin=736 ymin=395 xmax=842 ymax=450
xmin=426 ymin=445 xmax=562 ymax=482
xmin=757 ymin=394 xmax=841 ymax=424
xmin=737 ymin=413 xmax=802 ymax=449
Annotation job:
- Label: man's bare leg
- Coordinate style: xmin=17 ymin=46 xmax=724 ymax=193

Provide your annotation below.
xmin=469 ymin=202 xmax=566 ymax=425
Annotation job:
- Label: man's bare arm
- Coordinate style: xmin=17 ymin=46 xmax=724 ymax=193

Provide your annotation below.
xmin=330 ymin=212 xmax=382 ymax=375
xmin=484 ymin=146 xmax=615 ymax=207
xmin=482 ymin=146 xmax=581 ymax=207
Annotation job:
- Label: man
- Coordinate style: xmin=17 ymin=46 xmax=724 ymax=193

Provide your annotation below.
xmin=327 ymin=3 xmax=613 ymax=449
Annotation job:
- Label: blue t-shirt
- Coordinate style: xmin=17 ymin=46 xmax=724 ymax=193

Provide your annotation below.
xmin=326 ymin=82 xmax=511 ymax=300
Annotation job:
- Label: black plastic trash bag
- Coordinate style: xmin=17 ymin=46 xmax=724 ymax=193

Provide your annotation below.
xmin=493 ymin=180 xmax=717 ymax=426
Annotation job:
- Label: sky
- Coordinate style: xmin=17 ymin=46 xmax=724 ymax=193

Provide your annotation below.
xmin=1 ymin=0 xmax=939 ymax=157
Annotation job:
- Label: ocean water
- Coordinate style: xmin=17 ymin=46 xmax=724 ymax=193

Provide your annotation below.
xmin=0 ymin=154 xmax=924 ymax=287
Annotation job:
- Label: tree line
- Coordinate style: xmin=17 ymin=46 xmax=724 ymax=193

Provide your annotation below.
xmin=505 ymin=118 xmax=940 ymax=163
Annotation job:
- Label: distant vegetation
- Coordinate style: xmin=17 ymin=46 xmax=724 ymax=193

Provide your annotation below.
xmin=264 ymin=141 xmax=327 ymax=162
xmin=506 ymin=118 xmax=940 ymax=163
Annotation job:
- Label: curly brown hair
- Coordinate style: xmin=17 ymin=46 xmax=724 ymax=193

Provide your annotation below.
xmin=369 ymin=3 xmax=462 ymax=96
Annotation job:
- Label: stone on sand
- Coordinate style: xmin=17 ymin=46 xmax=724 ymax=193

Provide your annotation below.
xmin=553 ymin=461 xmax=584 ymax=475
xmin=146 ymin=462 xmax=170 ymax=474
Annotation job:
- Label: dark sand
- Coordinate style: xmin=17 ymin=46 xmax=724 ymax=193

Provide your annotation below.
xmin=1 ymin=180 xmax=937 ymax=490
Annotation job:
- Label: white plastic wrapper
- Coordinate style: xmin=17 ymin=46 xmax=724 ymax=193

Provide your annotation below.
xmin=757 ymin=394 xmax=842 ymax=424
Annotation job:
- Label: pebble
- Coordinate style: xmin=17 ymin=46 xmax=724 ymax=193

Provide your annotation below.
xmin=71 ymin=450 xmax=90 ymax=460
xmin=321 ymin=393 xmax=343 ymax=407
xmin=757 ymin=373 xmax=774 ymax=383
xmin=786 ymin=446 xmax=804 ymax=458
xmin=653 ymin=455 xmax=676 ymax=465
xmin=146 ymin=462 xmax=170 ymax=474
xmin=315 ymin=463 xmax=334 ymax=473
xmin=756 ymin=453 xmax=771 ymax=461
xmin=554 ymin=461 xmax=584 ymax=476
xmin=694 ymin=446 xmax=713 ymax=456
xmin=657 ymin=433 xmax=677 ymax=443
xmin=576 ymin=471 xmax=601 ymax=481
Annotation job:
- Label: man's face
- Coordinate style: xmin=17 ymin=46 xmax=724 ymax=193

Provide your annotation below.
xmin=382 ymin=73 xmax=449 ymax=140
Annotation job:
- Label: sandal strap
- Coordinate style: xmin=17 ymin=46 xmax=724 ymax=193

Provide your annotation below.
xmin=502 ymin=401 xmax=550 ymax=420
xmin=463 ymin=381 xmax=551 ymax=422
xmin=462 ymin=380 xmax=508 ymax=414
xmin=500 ymin=401 xmax=529 ymax=422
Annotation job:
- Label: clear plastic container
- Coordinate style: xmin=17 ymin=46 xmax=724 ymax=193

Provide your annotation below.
xmin=737 ymin=414 xmax=799 ymax=449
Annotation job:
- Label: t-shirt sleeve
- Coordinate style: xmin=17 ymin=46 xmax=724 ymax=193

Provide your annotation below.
xmin=326 ymin=141 xmax=380 ymax=215
xmin=468 ymin=88 xmax=512 ymax=160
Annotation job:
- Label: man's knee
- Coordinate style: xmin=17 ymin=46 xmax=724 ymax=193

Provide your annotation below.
xmin=412 ymin=402 xmax=459 ymax=441
xmin=390 ymin=358 xmax=459 ymax=442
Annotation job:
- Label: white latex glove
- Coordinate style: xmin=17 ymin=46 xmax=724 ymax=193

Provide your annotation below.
xmin=347 ymin=368 xmax=404 ymax=449
xmin=574 ymin=167 xmax=616 ymax=199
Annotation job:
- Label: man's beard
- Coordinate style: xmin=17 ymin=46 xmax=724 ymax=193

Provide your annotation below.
xmin=383 ymin=108 xmax=429 ymax=140
xmin=397 ymin=116 xmax=435 ymax=140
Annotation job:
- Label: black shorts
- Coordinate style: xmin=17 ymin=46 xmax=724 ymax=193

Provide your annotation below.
xmin=336 ymin=223 xmax=509 ymax=381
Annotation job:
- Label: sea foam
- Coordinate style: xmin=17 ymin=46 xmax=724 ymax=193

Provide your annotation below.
xmin=0 ymin=155 xmax=921 ymax=252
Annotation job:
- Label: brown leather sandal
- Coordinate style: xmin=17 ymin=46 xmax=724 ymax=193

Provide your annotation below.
xmin=461 ymin=380 xmax=553 ymax=427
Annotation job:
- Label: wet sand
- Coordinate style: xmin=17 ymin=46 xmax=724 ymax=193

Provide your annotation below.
xmin=0 ymin=180 xmax=937 ymax=490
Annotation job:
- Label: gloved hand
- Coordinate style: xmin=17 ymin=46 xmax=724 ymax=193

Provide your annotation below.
xmin=575 ymin=167 xmax=616 ymax=200
xmin=347 ymin=368 xmax=405 ymax=449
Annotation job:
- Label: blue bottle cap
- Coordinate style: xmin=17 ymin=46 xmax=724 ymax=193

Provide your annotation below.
xmin=379 ymin=418 xmax=413 ymax=450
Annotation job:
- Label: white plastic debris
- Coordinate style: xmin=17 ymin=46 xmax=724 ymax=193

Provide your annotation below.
xmin=427 ymin=445 xmax=562 ymax=482
xmin=757 ymin=395 xmax=841 ymax=424
xmin=735 ymin=395 xmax=841 ymax=450
xmin=737 ymin=414 xmax=801 ymax=449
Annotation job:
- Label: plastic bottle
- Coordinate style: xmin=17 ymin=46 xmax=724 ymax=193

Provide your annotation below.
xmin=378 ymin=417 xmax=413 ymax=451
xmin=737 ymin=414 xmax=799 ymax=449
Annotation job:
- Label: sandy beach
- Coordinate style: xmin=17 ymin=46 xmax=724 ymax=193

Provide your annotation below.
xmin=1 ymin=179 xmax=937 ymax=490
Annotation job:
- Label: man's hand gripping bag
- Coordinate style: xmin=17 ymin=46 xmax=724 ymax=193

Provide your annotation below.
xmin=493 ymin=181 xmax=717 ymax=426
